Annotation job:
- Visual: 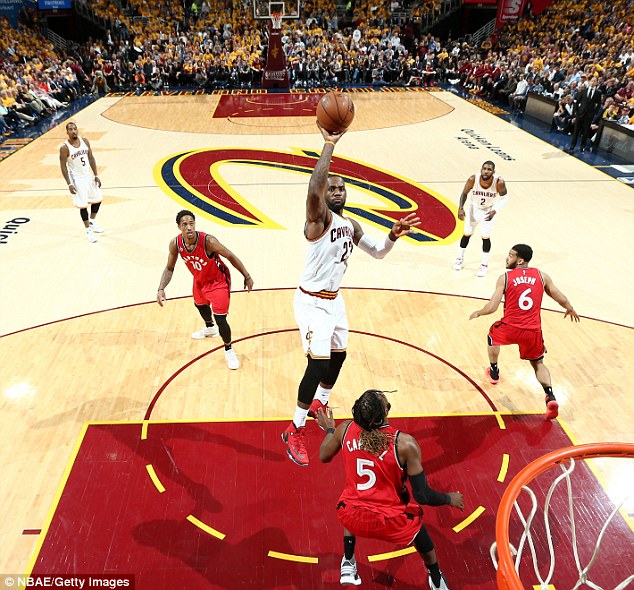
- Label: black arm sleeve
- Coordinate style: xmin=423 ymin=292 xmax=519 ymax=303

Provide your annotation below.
xmin=409 ymin=471 xmax=451 ymax=506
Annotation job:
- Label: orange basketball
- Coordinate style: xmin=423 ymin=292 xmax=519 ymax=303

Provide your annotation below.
xmin=316 ymin=91 xmax=355 ymax=133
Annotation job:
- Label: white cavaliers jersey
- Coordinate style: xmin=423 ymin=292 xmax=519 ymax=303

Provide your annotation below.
xmin=470 ymin=173 xmax=500 ymax=210
xmin=299 ymin=213 xmax=354 ymax=295
xmin=64 ymin=138 xmax=93 ymax=181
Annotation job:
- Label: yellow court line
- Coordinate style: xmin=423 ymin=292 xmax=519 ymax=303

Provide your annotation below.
xmin=141 ymin=420 xmax=149 ymax=440
xmin=453 ymin=506 xmax=486 ymax=533
xmin=368 ymin=546 xmax=416 ymax=562
xmin=145 ymin=464 xmax=165 ymax=493
xmin=495 ymin=413 xmax=506 ymax=430
xmin=25 ymin=422 xmax=90 ymax=575
xmin=533 ymin=585 xmax=556 ymax=589
xmin=267 ymin=550 xmax=318 ymax=564
xmin=187 ymin=515 xmax=226 ymax=540
xmin=498 ymin=454 xmax=510 ymax=482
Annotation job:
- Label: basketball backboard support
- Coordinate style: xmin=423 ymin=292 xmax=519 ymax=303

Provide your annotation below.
xmin=253 ymin=0 xmax=300 ymax=19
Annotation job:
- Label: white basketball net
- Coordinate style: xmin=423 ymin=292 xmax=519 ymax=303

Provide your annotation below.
xmin=490 ymin=458 xmax=634 ymax=590
xmin=270 ymin=12 xmax=282 ymax=29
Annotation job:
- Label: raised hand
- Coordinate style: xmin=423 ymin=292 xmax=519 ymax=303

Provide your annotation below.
xmin=391 ymin=213 xmax=421 ymax=238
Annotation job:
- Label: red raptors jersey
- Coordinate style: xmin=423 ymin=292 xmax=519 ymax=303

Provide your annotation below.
xmin=340 ymin=422 xmax=407 ymax=517
xmin=502 ymin=267 xmax=544 ymax=330
xmin=176 ymin=232 xmax=230 ymax=286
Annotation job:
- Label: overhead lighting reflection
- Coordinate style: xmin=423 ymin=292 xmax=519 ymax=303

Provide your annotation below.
xmin=4 ymin=382 xmax=36 ymax=399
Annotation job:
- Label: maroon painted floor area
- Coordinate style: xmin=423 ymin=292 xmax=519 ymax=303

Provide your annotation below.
xmin=213 ymin=93 xmax=322 ymax=118
xmin=31 ymin=416 xmax=633 ymax=589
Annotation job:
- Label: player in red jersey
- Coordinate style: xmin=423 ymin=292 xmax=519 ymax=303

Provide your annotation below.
xmin=156 ymin=209 xmax=254 ymax=370
xmin=470 ymin=244 xmax=580 ymax=419
xmin=318 ymin=390 xmax=463 ymax=589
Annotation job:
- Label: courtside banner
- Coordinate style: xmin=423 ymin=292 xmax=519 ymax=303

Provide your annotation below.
xmin=495 ymin=0 xmax=527 ymax=29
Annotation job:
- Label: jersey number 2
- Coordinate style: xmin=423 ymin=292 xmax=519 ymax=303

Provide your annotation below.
xmin=356 ymin=458 xmax=376 ymax=490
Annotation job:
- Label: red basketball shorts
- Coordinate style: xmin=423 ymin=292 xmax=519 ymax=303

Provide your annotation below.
xmin=193 ymin=279 xmax=230 ymax=315
xmin=488 ymin=321 xmax=546 ymax=361
xmin=337 ymin=502 xmax=423 ymax=546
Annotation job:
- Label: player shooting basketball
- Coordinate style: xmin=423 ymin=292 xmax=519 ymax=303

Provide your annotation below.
xmin=281 ymin=122 xmax=421 ymax=467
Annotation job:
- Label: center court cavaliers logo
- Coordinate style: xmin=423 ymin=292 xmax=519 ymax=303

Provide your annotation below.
xmin=155 ymin=148 xmax=459 ymax=244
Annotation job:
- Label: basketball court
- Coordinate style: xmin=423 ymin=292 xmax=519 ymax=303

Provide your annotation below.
xmin=1 ymin=83 xmax=633 ymax=589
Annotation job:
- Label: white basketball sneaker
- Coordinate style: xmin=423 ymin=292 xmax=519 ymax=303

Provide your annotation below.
xmin=340 ymin=556 xmax=361 ymax=586
xmin=89 ymin=220 xmax=104 ymax=233
xmin=428 ymin=572 xmax=450 ymax=589
xmin=191 ymin=325 xmax=220 ymax=339
xmin=224 ymin=348 xmax=240 ymax=370
xmin=477 ymin=264 xmax=488 ymax=277
xmin=453 ymin=256 xmax=463 ymax=270
xmin=86 ymin=227 xmax=97 ymax=243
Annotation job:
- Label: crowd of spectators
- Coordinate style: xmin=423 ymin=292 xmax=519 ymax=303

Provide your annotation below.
xmin=448 ymin=0 xmax=634 ymax=142
xmin=1 ymin=0 xmax=633 ymax=144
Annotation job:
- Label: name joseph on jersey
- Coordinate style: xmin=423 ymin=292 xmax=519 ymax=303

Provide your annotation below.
xmin=511 ymin=275 xmax=537 ymax=287
xmin=331 ymin=224 xmax=354 ymax=242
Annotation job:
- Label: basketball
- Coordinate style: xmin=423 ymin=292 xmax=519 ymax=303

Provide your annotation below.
xmin=316 ymin=91 xmax=355 ymax=133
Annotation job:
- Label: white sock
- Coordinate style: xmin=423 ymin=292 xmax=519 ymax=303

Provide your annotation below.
xmin=315 ymin=385 xmax=332 ymax=405
xmin=481 ymin=252 xmax=491 ymax=265
xmin=293 ymin=406 xmax=309 ymax=429
xmin=457 ymin=247 xmax=465 ymax=258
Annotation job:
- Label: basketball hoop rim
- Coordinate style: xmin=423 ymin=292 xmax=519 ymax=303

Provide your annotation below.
xmin=270 ymin=12 xmax=283 ymax=29
xmin=495 ymin=442 xmax=634 ymax=590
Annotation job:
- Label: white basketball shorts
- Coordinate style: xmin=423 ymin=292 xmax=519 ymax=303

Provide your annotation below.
xmin=71 ymin=176 xmax=102 ymax=209
xmin=293 ymin=288 xmax=348 ymax=359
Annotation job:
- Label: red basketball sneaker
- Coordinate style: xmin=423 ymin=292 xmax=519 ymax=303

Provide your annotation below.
xmin=281 ymin=422 xmax=308 ymax=467
xmin=545 ymin=398 xmax=559 ymax=420
xmin=308 ymin=398 xmax=328 ymax=428
xmin=485 ymin=366 xmax=500 ymax=384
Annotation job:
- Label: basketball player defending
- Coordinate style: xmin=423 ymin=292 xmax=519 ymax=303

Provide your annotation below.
xmin=156 ymin=209 xmax=254 ymax=370
xmin=470 ymin=244 xmax=580 ymax=419
xmin=318 ymin=390 xmax=463 ymax=589
xmin=59 ymin=121 xmax=104 ymax=243
xmin=454 ymin=161 xmax=508 ymax=277
xmin=281 ymin=124 xmax=420 ymax=467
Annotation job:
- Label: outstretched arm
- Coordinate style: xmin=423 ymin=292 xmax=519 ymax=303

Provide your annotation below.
xmin=157 ymin=238 xmax=178 ymax=306
xmin=398 ymin=433 xmax=463 ymax=510
xmin=469 ymin=273 xmax=506 ymax=319
xmin=351 ymin=214 xmax=421 ymax=257
xmin=206 ymin=235 xmax=254 ymax=291
xmin=543 ymin=272 xmax=580 ymax=321
xmin=317 ymin=407 xmax=348 ymax=463
xmin=305 ymin=124 xmax=346 ymax=240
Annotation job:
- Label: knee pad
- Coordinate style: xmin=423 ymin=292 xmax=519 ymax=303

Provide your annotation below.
xmin=298 ymin=357 xmax=330 ymax=405
xmin=195 ymin=304 xmax=213 ymax=323
xmin=413 ymin=525 xmax=435 ymax=555
xmin=482 ymin=238 xmax=491 ymax=253
xmin=322 ymin=351 xmax=347 ymax=386
xmin=460 ymin=235 xmax=471 ymax=249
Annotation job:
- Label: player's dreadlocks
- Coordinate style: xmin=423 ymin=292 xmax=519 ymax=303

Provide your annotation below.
xmin=352 ymin=389 xmax=394 ymax=456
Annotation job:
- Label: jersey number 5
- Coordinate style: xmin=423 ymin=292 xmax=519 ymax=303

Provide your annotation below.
xmin=356 ymin=458 xmax=377 ymax=490
xmin=519 ymin=287 xmax=534 ymax=310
